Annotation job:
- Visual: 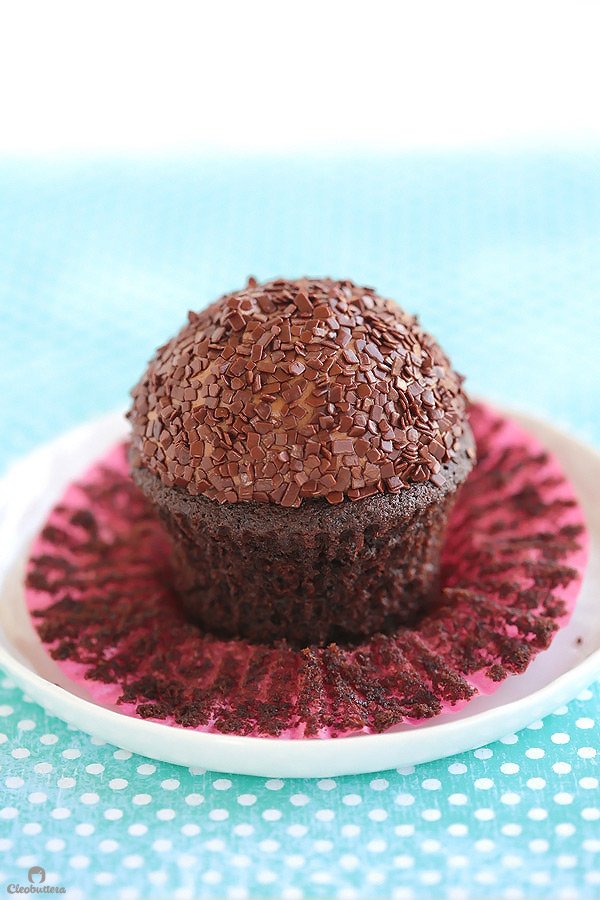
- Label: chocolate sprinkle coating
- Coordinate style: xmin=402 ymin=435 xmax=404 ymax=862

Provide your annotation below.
xmin=128 ymin=278 xmax=469 ymax=505
xmin=27 ymin=405 xmax=585 ymax=737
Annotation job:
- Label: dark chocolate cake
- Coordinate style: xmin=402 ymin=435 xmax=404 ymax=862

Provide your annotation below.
xmin=127 ymin=278 xmax=475 ymax=645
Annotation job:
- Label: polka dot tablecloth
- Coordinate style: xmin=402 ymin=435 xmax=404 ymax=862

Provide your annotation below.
xmin=1 ymin=152 xmax=599 ymax=899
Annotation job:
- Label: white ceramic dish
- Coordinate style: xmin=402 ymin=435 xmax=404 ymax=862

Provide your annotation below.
xmin=0 ymin=407 xmax=598 ymax=777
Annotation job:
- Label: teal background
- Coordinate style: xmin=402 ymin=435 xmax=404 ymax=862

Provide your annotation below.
xmin=0 ymin=152 xmax=599 ymax=898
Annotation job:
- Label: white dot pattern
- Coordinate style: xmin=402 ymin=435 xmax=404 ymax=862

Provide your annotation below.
xmin=0 ymin=674 xmax=597 ymax=897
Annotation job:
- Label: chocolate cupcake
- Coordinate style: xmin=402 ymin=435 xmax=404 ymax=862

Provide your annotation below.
xmin=128 ymin=278 xmax=475 ymax=647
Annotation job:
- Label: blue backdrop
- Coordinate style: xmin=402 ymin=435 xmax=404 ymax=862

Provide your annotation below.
xmin=0 ymin=151 xmax=599 ymax=900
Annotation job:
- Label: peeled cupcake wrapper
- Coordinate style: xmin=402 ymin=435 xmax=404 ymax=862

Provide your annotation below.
xmin=26 ymin=404 xmax=587 ymax=738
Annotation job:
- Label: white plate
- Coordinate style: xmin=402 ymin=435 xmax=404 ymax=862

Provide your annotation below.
xmin=0 ymin=407 xmax=598 ymax=777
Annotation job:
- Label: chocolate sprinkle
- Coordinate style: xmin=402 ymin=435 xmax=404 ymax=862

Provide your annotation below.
xmin=27 ymin=404 xmax=585 ymax=737
xmin=127 ymin=278 xmax=468 ymax=506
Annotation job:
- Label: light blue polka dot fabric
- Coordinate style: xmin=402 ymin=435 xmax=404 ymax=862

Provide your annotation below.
xmin=0 ymin=153 xmax=599 ymax=899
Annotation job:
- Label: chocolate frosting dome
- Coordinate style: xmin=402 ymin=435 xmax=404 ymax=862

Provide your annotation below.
xmin=128 ymin=277 xmax=470 ymax=506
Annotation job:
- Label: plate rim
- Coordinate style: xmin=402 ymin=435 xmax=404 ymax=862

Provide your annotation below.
xmin=0 ymin=403 xmax=598 ymax=777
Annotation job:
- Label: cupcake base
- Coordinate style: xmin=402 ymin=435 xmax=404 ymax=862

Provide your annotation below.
xmin=132 ymin=430 xmax=474 ymax=647
xmin=26 ymin=404 xmax=587 ymax=738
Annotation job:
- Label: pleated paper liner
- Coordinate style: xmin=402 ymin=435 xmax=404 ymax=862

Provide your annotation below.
xmin=25 ymin=404 xmax=588 ymax=738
